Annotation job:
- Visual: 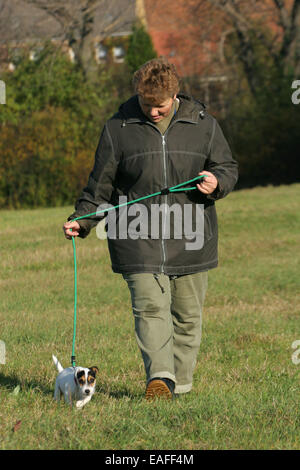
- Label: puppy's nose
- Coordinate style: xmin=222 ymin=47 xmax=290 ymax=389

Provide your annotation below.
xmin=85 ymin=389 xmax=90 ymax=395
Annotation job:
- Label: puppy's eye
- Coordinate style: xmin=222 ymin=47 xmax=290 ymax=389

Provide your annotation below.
xmin=88 ymin=376 xmax=95 ymax=385
xmin=76 ymin=370 xmax=86 ymax=385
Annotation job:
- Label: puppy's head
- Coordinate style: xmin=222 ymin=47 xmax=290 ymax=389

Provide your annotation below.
xmin=75 ymin=366 xmax=99 ymax=399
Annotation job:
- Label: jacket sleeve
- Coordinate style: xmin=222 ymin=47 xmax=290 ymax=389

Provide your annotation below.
xmin=68 ymin=123 xmax=119 ymax=238
xmin=205 ymin=118 xmax=238 ymax=201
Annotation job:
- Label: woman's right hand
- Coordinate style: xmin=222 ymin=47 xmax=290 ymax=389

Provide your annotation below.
xmin=63 ymin=221 xmax=81 ymax=239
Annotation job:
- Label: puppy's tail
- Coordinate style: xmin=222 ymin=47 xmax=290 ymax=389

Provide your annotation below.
xmin=52 ymin=355 xmax=63 ymax=373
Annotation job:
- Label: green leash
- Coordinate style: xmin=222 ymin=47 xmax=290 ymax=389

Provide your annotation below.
xmin=71 ymin=236 xmax=77 ymax=367
xmin=69 ymin=174 xmax=207 ymax=367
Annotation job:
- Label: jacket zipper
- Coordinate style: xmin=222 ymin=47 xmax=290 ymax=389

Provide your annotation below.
xmin=142 ymin=123 xmax=178 ymax=274
xmin=125 ymin=117 xmax=198 ymax=273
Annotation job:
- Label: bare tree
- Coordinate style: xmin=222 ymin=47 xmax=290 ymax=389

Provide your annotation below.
xmin=273 ymin=0 xmax=300 ymax=71
xmin=206 ymin=0 xmax=300 ymax=92
xmin=22 ymin=0 xmax=136 ymax=77
xmin=146 ymin=0 xmax=300 ymax=96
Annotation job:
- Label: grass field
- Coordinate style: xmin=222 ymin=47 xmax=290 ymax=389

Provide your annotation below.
xmin=0 ymin=184 xmax=299 ymax=450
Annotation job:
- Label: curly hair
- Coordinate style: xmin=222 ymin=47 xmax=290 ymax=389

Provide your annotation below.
xmin=133 ymin=58 xmax=180 ymax=102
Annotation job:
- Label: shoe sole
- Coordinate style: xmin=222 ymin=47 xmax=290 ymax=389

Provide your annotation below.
xmin=145 ymin=379 xmax=173 ymax=400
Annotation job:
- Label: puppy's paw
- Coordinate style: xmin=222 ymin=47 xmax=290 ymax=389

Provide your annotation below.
xmin=76 ymin=400 xmax=85 ymax=409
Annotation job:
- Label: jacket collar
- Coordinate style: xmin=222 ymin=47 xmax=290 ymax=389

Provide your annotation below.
xmin=119 ymin=94 xmax=204 ymax=125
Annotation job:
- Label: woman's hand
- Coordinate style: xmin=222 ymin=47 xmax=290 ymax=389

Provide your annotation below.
xmin=196 ymin=171 xmax=218 ymax=195
xmin=63 ymin=221 xmax=81 ymax=239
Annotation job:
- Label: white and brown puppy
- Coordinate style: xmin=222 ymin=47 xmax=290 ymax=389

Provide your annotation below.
xmin=52 ymin=355 xmax=98 ymax=408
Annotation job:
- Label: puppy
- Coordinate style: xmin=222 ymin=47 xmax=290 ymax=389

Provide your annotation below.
xmin=52 ymin=355 xmax=98 ymax=408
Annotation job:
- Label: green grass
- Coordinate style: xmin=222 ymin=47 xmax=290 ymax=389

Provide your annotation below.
xmin=0 ymin=184 xmax=299 ymax=450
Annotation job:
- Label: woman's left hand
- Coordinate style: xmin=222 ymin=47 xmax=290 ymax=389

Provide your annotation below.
xmin=196 ymin=171 xmax=218 ymax=195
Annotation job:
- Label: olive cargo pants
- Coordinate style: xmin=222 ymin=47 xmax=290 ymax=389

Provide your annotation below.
xmin=122 ymin=272 xmax=208 ymax=394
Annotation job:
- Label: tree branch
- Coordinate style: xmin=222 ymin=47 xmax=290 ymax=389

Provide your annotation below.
xmin=273 ymin=0 xmax=291 ymax=29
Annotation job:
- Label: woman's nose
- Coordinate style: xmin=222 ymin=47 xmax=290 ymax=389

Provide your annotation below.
xmin=150 ymin=108 xmax=158 ymax=116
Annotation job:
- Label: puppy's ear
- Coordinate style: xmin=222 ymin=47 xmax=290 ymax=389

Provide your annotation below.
xmin=89 ymin=366 xmax=99 ymax=376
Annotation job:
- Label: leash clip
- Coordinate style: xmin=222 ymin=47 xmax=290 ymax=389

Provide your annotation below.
xmin=160 ymin=187 xmax=170 ymax=195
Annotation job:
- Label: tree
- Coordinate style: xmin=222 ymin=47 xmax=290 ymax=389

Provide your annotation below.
xmin=144 ymin=0 xmax=300 ymax=95
xmin=206 ymin=0 xmax=300 ymax=94
xmin=125 ymin=22 xmax=157 ymax=73
xmin=0 ymin=43 xmax=129 ymax=208
xmin=22 ymin=0 xmax=136 ymax=78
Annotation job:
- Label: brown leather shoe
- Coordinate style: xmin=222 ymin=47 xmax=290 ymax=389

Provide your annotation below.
xmin=145 ymin=378 xmax=175 ymax=400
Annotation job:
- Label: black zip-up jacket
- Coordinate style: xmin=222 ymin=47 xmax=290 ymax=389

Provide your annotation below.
xmin=68 ymin=94 xmax=238 ymax=275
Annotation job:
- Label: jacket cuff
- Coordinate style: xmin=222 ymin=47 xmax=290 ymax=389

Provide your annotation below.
xmin=206 ymin=173 xmax=224 ymax=200
xmin=206 ymin=182 xmax=222 ymax=201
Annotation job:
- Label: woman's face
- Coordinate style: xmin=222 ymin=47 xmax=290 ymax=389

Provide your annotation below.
xmin=138 ymin=95 xmax=176 ymax=123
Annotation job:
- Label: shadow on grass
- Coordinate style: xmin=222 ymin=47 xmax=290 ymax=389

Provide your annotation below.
xmin=0 ymin=372 xmax=52 ymax=396
xmin=96 ymin=382 xmax=144 ymax=400
xmin=0 ymin=373 xmax=145 ymax=401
